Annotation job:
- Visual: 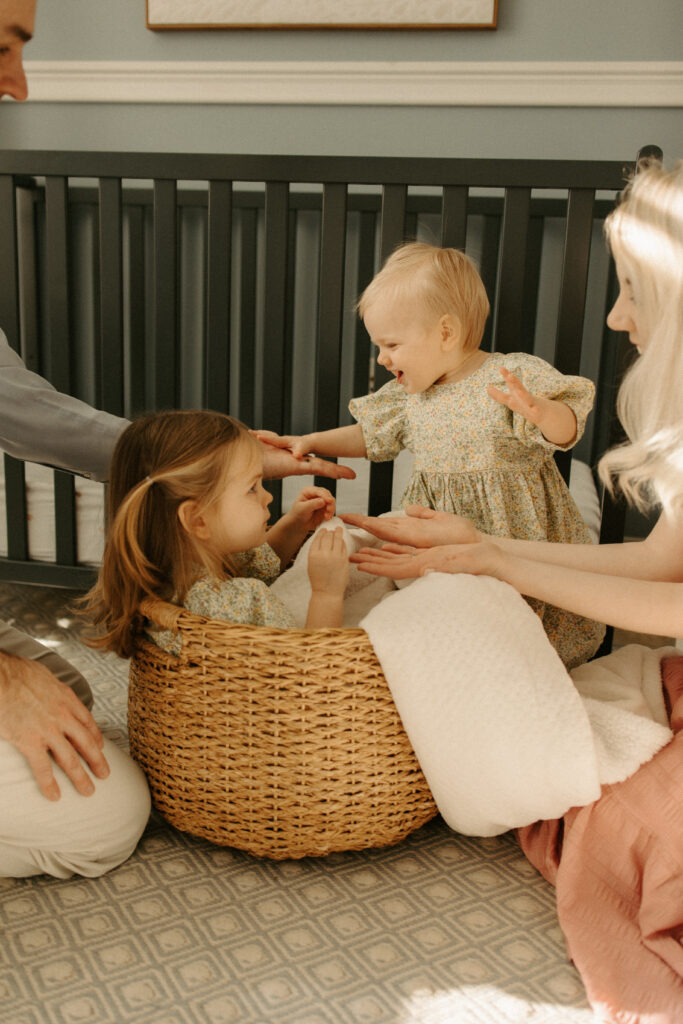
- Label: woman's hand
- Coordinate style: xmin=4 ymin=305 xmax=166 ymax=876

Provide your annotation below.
xmin=289 ymin=486 xmax=336 ymax=532
xmin=350 ymin=539 xmax=507 ymax=580
xmin=340 ymin=505 xmax=479 ymax=548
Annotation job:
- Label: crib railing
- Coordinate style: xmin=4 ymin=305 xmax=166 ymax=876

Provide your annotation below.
xmin=0 ymin=150 xmax=644 ymax=590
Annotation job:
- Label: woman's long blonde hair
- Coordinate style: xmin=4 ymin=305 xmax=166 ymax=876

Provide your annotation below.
xmin=82 ymin=410 xmax=254 ymax=658
xmin=598 ymin=159 xmax=683 ymax=516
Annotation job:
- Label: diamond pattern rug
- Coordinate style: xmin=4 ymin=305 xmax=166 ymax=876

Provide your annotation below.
xmin=0 ymin=583 xmax=594 ymax=1024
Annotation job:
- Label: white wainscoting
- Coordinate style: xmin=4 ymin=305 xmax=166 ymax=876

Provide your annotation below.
xmin=23 ymin=60 xmax=683 ymax=106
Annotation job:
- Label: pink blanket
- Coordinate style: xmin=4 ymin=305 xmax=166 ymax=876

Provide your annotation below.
xmin=517 ymin=655 xmax=683 ymax=1023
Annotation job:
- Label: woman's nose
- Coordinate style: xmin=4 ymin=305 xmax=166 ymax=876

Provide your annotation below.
xmin=606 ymin=296 xmax=626 ymax=332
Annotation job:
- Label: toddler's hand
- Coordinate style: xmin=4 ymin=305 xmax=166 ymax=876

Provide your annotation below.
xmin=252 ymin=429 xmax=311 ymax=460
xmin=486 ymin=367 xmax=545 ymax=425
xmin=290 ymin=487 xmax=335 ymax=531
xmin=307 ymin=526 xmax=350 ymax=597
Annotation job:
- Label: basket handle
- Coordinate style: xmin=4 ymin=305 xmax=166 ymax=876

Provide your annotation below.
xmin=138 ymin=596 xmax=183 ymax=631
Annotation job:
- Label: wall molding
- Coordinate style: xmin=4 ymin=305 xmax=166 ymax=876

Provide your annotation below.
xmin=23 ymin=60 xmax=683 ymax=107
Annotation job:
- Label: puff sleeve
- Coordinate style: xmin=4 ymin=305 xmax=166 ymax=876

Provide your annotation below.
xmin=349 ymin=380 xmax=408 ymax=462
xmin=500 ymin=353 xmax=595 ymax=451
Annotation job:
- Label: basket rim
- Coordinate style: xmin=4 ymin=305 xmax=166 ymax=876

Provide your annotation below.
xmin=138 ymin=594 xmax=372 ymax=640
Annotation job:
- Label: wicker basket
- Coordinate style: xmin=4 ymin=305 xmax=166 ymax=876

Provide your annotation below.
xmin=128 ymin=597 xmax=438 ymax=859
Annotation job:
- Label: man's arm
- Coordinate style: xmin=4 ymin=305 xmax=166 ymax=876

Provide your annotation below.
xmin=0 ymin=330 xmax=127 ymax=481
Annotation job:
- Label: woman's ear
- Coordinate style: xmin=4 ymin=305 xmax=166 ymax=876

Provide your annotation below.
xmin=177 ymin=499 xmax=211 ymax=541
xmin=439 ymin=314 xmax=461 ymax=351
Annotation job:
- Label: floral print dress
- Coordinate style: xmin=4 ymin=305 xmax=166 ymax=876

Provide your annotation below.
xmin=349 ymin=351 xmax=604 ymax=669
xmin=149 ymin=544 xmax=296 ymax=657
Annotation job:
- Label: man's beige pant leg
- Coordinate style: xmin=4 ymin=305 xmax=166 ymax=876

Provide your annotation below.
xmin=0 ymin=736 xmax=150 ymax=877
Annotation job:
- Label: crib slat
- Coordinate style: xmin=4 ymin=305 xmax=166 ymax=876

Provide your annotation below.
xmin=353 ymin=210 xmax=377 ymax=398
xmin=441 ymin=185 xmax=468 ymax=249
xmin=125 ymin=202 xmax=147 ymax=417
xmin=313 ymin=184 xmax=348 ymax=491
xmin=44 ymin=177 xmax=72 ymax=391
xmin=16 ymin=187 xmax=41 ymax=374
xmin=555 ymin=188 xmax=595 ymax=376
xmin=54 ymin=470 xmax=78 ymax=566
xmin=479 ymin=213 xmax=501 ymax=353
xmin=0 ymin=175 xmax=20 ymax=351
xmin=262 ymin=182 xmax=289 ymax=516
xmin=282 ymin=206 xmax=298 ymax=435
xmin=492 ymin=187 xmax=531 ymax=354
xmin=3 ymin=455 xmax=28 ymax=561
xmin=98 ymin=177 xmax=124 ymax=416
xmin=368 ymin=184 xmax=407 ymax=516
xmin=206 ymin=179 xmax=232 ymax=413
xmin=262 ymin=182 xmax=289 ymax=434
xmin=152 ymin=179 xmax=178 ymax=408
xmin=316 ymin=186 xmax=348 ymax=427
xmin=238 ymin=205 xmax=257 ymax=427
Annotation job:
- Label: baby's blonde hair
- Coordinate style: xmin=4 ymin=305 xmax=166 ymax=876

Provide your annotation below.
xmin=357 ymin=242 xmax=490 ymax=353
xmin=598 ymin=159 xmax=683 ymax=516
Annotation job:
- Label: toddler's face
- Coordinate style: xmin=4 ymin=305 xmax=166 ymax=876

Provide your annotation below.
xmin=364 ymin=296 xmax=449 ymax=394
xmin=204 ymin=444 xmax=273 ymax=556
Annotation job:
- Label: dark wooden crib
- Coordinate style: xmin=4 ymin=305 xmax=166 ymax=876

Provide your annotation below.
xmin=0 ymin=148 xmax=658 ymax=628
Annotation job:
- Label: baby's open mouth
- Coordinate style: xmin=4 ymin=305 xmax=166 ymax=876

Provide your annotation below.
xmin=396 ymin=371 xmax=404 ymax=383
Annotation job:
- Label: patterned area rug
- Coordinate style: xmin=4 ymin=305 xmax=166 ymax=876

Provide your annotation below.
xmin=0 ymin=583 xmax=594 ymax=1024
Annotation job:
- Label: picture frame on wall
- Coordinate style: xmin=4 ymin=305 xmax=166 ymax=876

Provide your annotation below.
xmin=146 ymin=1 xmax=498 ymax=31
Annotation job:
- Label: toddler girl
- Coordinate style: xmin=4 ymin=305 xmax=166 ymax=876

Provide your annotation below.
xmin=259 ymin=242 xmax=603 ymax=667
xmin=82 ymin=410 xmax=349 ymax=659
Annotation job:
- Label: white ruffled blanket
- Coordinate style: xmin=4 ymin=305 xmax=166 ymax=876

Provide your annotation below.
xmin=272 ymin=520 xmax=675 ymax=836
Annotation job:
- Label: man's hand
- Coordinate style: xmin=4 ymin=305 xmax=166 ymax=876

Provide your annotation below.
xmin=0 ymin=654 xmax=110 ymax=801
xmin=340 ymin=505 xmax=479 ymax=548
xmin=258 ymin=439 xmax=356 ymax=481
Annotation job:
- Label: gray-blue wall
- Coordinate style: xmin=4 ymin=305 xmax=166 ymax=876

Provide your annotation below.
xmin=1 ymin=0 xmax=681 ymax=159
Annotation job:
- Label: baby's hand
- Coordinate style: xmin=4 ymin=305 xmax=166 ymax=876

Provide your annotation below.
xmin=307 ymin=526 xmax=350 ymax=597
xmin=290 ymin=486 xmax=336 ymax=531
xmin=486 ymin=367 xmax=545 ymax=426
xmin=252 ymin=429 xmax=311 ymax=460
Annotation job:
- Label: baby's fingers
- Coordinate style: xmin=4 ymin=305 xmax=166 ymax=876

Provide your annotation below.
xmin=487 ymin=384 xmax=512 ymax=408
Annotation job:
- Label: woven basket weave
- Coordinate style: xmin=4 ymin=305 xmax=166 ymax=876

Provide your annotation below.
xmin=128 ymin=597 xmax=438 ymax=859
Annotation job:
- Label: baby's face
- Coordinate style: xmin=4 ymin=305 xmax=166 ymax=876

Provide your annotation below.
xmin=364 ymin=296 xmax=449 ymax=394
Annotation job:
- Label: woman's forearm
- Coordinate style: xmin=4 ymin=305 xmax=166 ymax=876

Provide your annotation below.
xmin=494 ymin=512 xmax=681 ymax=583
xmin=493 ymin=535 xmax=656 ymax=578
xmin=503 ymin=554 xmax=683 ymax=637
